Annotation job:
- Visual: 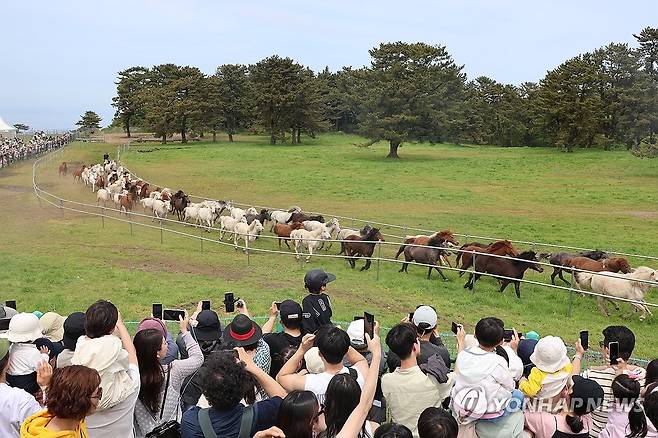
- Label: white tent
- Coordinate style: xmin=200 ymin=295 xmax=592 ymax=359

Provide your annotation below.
xmin=0 ymin=116 xmax=17 ymax=138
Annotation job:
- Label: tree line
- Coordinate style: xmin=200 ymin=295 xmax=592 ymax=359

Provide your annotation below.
xmin=110 ymin=27 xmax=658 ymax=158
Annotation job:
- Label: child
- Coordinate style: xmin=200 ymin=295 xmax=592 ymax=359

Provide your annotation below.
xmin=599 ymin=374 xmax=656 ymax=438
xmin=5 ymin=313 xmax=50 ymax=395
xmin=301 ymin=269 xmax=335 ymax=334
xmin=520 ymin=336 xmax=573 ymax=400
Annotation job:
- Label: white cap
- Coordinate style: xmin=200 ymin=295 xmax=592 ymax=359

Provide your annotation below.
xmin=412 ymin=305 xmax=437 ymax=329
xmin=347 ymin=319 xmax=365 ymax=347
xmin=304 ymin=347 xmax=325 ymax=374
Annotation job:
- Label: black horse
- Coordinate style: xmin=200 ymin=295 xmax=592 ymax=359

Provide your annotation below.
xmin=463 ymin=250 xmax=544 ymax=298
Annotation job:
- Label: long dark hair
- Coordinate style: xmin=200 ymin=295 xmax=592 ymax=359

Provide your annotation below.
xmin=612 ymin=374 xmax=647 ymax=438
xmin=646 ymin=359 xmax=658 ymax=389
xmin=134 ymin=329 xmax=165 ymax=414
xmin=277 ymin=390 xmax=319 ymax=438
xmin=323 ymin=374 xmax=368 ymax=438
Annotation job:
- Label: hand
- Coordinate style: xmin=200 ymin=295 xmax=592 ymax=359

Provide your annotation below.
xmin=508 ymin=328 xmax=520 ymax=352
xmin=300 ymin=334 xmax=316 ymax=353
xmin=236 ymin=300 xmax=248 ymax=315
xmin=365 ymin=321 xmax=381 ymax=352
xmin=253 ymin=426 xmax=286 ymax=438
xmin=39 ymin=346 xmax=50 ymax=356
xmin=235 ymin=347 xmax=256 ymax=371
xmin=179 ymin=314 xmax=190 ymax=332
xmin=37 ymin=361 xmax=53 ymax=388
xmin=196 ymin=301 xmax=203 ymax=313
xmin=456 ymin=324 xmax=466 ymax=346
xmin=269 ymin=302 xmax=279 ymax=318
xmin=401 ymin=315 xmax=410 ymax=323
xmin=575 ymin=339 xmax=585 ymax=356
xmin=116 ymin=311 xmax=125 ymax=329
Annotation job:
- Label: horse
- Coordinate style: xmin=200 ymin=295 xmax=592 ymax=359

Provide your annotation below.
xmin=234 ymin=219 xmax=264 ymax=254
xmin=139 ymin=183 xmax=150 ymax=200
xmin=337 ymin=224 xmax=373 ymax=255
xmin=273 ymin=222 xmax=304 ymax=249
xmin=72 ymin=165 xmax=86 ymax=182
xmin=547 ymin=250 xmax=608 ymax=285
xmin=455 ymin=240 xmax=518 ymax=277
xmin=290 ymin=227 xmax=332 ymax=262
xmin=287 ymin=212 xmax=325 ymax=224
xmin=394 ymin=230 xmax=459 ymax=266
xmin=245 ymin=209 xmax=271 ymax=227
xmin=398 ymin=235 xmax=451 ymax=280
xmin=566 ymin=256 xmax=631 ymax=275
xmin=119 ymin=189 xmax=137 ymax=215
xmin=170 ymin=190 xmax=190 ymax=221
xmin=343 ymin=228 xmax=385 ymax=271
xmin=58 ymin=162 xmax=67 ymax=176
xmin=463 ymin=250 xmax=544 ymax=298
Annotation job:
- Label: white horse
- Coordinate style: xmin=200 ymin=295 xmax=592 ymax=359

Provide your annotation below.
xmin=290 ymin=227 xmax=331 ymax=262
xmin=219 ymin=216 xmax=245 ymax=241
xmin=234 ymin=219 xmax=264 ymax=253
xmin=303 ymin=218 xmax=340 ymax=250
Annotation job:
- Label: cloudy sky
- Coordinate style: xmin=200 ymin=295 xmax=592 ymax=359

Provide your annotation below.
xmin=1 ymin=1 xmax=655 ymax=130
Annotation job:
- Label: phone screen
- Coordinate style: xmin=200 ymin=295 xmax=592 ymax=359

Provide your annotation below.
xmin=363 ymin=312 xmax=374 ymax=342
xmin=224 ymin=293 xmax=235 ymax=313
xmin=5 ymin=300 xmax=16 ymax=310
xmin=609 ymin=341 xmax=620 ymax=365
xmin=580 ymin=330 xmax=589 ymax=351
xmin=409 ymin=312 xmax=415 ymax=323
xmin=152 ymin=303 xmax=163 ymax=320
xmin=202 ymin=300 xmax=211 ymax=311
xmin=451 ymin=322 xmax=459 ymax=335
xmin=162 ymin=309 xmax=185 ymax=321
xmin=275 ymin=302 xmax=281 ymax=310
xmin=503 ymin=329 xmax=514 ymax=342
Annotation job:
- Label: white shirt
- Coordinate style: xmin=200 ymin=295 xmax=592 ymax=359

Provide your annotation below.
xmin=304 ymin=366 xmax=365 ymax=404
xmin=0 ymin=382 xmax=42 ymax=437
xmin=85 ymin=363 xmax=140 ymax=438
xmin=7 ymin=343 xmax=49 ymax=375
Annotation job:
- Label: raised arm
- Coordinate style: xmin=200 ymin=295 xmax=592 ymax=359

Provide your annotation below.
xmin=262 ymin=302 xmax=279 ymax=334
xmin=277 ymin=334 xmax=315 ymax=391
xmin=116 ymin=312 xmax=137 ymax=365
xmin=345 ymin=346 xmax=368 ymax=376
xmin=237 ymin=347 xmax=287 ymax=399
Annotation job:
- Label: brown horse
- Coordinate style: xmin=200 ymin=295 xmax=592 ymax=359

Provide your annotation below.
xmin=565 ymin=256 xmax=631 ymax=274
xmin=344 ymin=228 xmax=385 ymax=271
xmin=456 ymin=240 xmax=518 ymax=277
xmin=58 ymin=162 xmax=67 ymax=176
xmin=463 ymin=250 xmax=544 ymax=298
xmin=547 ymin=250 xmax=608 ymax=285
xmin=139 ymin=183 xmax=150 ymax=200
xmin=273 ymin=222 xmax=304 ymax=249
xmin=399 ymin=235 xmax=451 ymax=280
xmin=287 ymin=212 xmax=325 ymax=224
xmin=170 ymin=190 xmax=190 ymax=221
xmin=72 ymin=165 xmax=86 ymax=182
xmin=95 ymin=174 xmax=105 ymax=190
xmin=119 ymin=189 xmax=137 ymax=215
xmin=394 ymin=230 xmax=459 ymax=265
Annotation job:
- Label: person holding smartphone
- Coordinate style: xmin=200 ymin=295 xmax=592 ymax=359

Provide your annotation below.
xmin=262 ymin=300 xmax=303 ymax=378
xmin=574 ymin=325 xmax=647 ymax=437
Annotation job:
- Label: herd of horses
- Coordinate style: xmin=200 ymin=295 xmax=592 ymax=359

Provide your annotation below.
xmin=63 ymin=159 xmax=657 ymax=317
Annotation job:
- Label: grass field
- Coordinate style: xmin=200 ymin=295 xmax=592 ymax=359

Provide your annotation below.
xmin=1 ymin=133 xmax=657 ymax=358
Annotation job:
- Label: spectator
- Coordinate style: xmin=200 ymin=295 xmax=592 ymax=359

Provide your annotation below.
xmin=38 ymin=312 xmax=65 ymax=343
xmin=136 ymin=317 xmax=179 ymax=365
xmin=72 ymin=301 xmax=140 ymax=437
xmin=645 ymin=359 xmax=658 ymax=391
xmin=278 ymin=326 xmax=367 ymax=404
xmin=21 ymin=365 xmax=101 ymax=437
xmin=599 ymin=374 xmax=655 ymax=438
xmin=417 ymin=407 xmax=458 ymax=438
xmin=0 ymin=305 xmax=18 ymax=333
xmin=645 ymin=384 xmax=658 ymax=436
xmin=576 ymin=326 xmax=647 ymax=437
xmin=0 ymin=338 xmax=45 ymax=437
xmin=5 ymin=313 xmax=49 ymax=394
xmin=276 ymin=390 xmax=324 ymax=438
xmin=223 ymin=314 xmax=272 ymax=376
xmin=524 ymin=376 xmax=605 ymax=438
xmin=180 ymin=348 xmax=287 ymax=438
xmin=301 ymin=269 xmax=335 ymax=334
xmin=382 ymin=323 xmax=454 ymax=437
xmin=520 ymin=336 xmax=573 ymax=400
xmin=374 ymin=423 xmax=413 ymax=438
xmin=56 ymin=312 xmax=85 ymax=368
xmin=263 ymin=300 xmax=303 ymax=377
xmin=133 ymin=315 xmax=203 ymax=437
xmin=518 ymin=338 xmax=539 ymax=378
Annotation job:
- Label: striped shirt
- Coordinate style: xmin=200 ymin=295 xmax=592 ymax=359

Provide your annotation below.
xmin=581 ymin=366 xmax=646 ymax=438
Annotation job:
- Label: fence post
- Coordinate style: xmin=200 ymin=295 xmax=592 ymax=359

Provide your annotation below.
xmin=376 ymin=242 xmax=381 ymax=281
xmin=200 ymin=238 xmax=204 ymax=252
xmin=130 ymin=220 xmax=133 ymax=237
xmin=247 ymin=245 xmax=250 ymax=266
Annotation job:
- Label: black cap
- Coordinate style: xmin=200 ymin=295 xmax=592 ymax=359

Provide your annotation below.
xmin=191 ymin=310 xmax=223 ymax=342
xmin=279 ymin=300 xmax=302 ymax=323
xmin=35 ymin=337 xmax=64 ymax=359
xmin=304 ymin=269 xmax=336 ymax=292
xmin=62 ymin=312 xmax=86 ymax=351
xmin=223 ymin=314 xmax=262 ymax=347
xmin=570 ymin=376 xmax=605 ymax=415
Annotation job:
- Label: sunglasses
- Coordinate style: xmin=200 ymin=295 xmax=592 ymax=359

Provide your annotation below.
xmin=91 ymin=387 xmax=103 ymax=400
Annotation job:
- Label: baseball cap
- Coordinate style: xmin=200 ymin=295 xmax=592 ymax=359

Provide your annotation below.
xmin=412 ymin=306 xmax=437 ymax=330
xmin=347 ymin=319 xmax=366 ymax=348
xmin=570 ymin=376 xmax=605 ymax=415
xmin=279 ymin=300 xmax=302 ymax=324
xmin=62 ymin=312 xmax=86 ymax=351
xmin=304 ymin=269 xmax=336 ymax=292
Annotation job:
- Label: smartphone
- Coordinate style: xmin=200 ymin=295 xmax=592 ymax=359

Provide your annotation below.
xmin=152 ymin=303 xmax=163 ymax=320
xmin=451 ymin=322 xmax=459 ymax=335
xmin=162 ymin=309 xmax=185 ymax=321
xmin=409 ymin=312 xmax=415 ymax=323
xmin=353 ymin=316 xmax=364 ymax=321
xmin=579 ymin=330 xmax=589 ymax=351
xmin=275 ymin=302 xmax=281 ymax=310
xmin=503 ymin=329 xmax=514 ymax=342
xmin=609 ymin=341 xmax=620 ymax=365
xmin=224 ymin=293 xmax=235 ymax=312
xmin=202 ymin=300 xmax=211 ymax=311
xmin=363 ymin=312 xmax=374 ymax=342
xmin=5 ymin=300 xmax=16 ymax=310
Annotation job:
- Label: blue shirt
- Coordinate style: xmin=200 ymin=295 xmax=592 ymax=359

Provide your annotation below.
xmin=180 ymin=397 xmax=282 ymax=438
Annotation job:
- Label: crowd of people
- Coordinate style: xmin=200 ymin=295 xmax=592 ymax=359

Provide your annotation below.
xmin=0 ymin=132 xmax=71 ymax=168
xmin=0 ymin=268 xmax=657 ymax=438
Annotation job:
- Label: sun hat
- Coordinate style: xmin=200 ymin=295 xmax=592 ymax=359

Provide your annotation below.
xmin=0 ymin=338 xmax=9 ymax=359
xmin=304 ymin=269 xmax=336 ymax=292
xmin=412 ymin=305 xmax=437 ymax=330
xmin=191 ymin=310 xmax=223 ymax=342
xmin=304 ymin=347 xmax=325 ymax=374
xmin=347 ymin=319 xmax=366 ymax=348
xmin=222 ymin=314 xmax=262 ymax=347
xmin=39 ymin=312 xmax=66 ymax=342
xmin=279 ymin=300 xmax=302 ymax=324
xmin=529 ymin=335 xmax=570 ymax=373
xmin=6 ymin=312 xmax=43 ymax=343
xmin=570 ymin=376 xmax=605 ymax=415
xmin=62 ymin=312 xmax=86 ymax=351
xmin=137 ymin=317 xmax=167 ymax=337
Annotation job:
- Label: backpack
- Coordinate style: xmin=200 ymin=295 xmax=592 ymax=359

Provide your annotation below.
xmin=197 ymin=404 xmax=256 ymax=438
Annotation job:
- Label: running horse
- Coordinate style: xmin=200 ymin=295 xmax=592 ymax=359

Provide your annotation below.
xmin=455 ymin=240 xmax=518 ymax=276
xmin=394 ymin=230 xmax=459 ymax=267
xmin=58 ymin=162 xmax=67 ymax=176
xmin=344 ymin=228 xmax=385 ymax=271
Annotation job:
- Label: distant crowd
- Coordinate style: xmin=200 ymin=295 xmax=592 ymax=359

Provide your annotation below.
xmin=1 ymin=268 xmax=657 ymax=438
xmin=0 ymin=132 xmax=71 ymax=168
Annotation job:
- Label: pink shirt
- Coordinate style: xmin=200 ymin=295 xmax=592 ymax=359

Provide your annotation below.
xmin=524 ymin=412 xmax=593 ymax=438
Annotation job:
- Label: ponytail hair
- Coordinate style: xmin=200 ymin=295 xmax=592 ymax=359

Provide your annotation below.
xmin=611 ymin=374 xmax=647 ymax=438
xmin=565 ymin=414 xmax=584 ymax=433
